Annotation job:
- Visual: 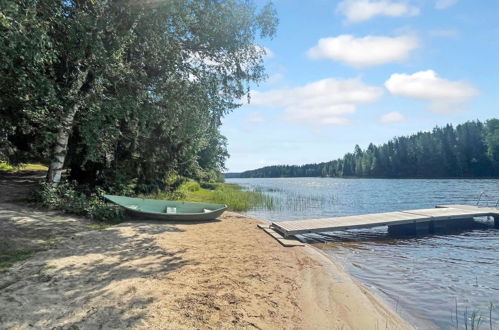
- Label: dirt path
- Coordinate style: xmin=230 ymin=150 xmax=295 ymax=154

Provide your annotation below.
xmin=0 ymin=173 xmax=411 ymax=329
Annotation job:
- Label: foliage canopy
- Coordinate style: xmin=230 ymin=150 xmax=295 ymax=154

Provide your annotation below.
xmin=0 ymin=0 xmax=277 ymax=193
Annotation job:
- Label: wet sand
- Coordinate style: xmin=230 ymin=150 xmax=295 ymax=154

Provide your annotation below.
xmin=0 ymin=173 xmax=411 ymax=329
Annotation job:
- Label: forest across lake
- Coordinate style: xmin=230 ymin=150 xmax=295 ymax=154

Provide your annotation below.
xmin=226 ymin=119 xmax=499 ymax=179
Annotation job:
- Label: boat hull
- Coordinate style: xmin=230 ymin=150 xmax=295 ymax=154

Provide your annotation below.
xmin=103 ymin=195 xmax=227 ymax=221
xmin=123 ymin=207 xmax=227 ymax=221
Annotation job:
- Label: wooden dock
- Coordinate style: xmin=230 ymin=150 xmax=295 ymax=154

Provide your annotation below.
xmin=270 ymin=205 xmax=499 ymax=237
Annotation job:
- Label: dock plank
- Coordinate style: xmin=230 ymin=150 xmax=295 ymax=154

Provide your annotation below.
xmin=261 ymin=227 xmax=304 ymax=246
xmin=271 ymin=205 xmax=499 ymax=237
xmin=272 ymin=211 xmax=430 ymax=236
xmin=437 ymin=204 xmax=499 ymax=215
xmin=401 ymin=207 xmax=484 ymax=219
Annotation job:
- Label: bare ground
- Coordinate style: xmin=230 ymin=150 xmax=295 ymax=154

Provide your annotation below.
xmin=0 ymin=173 xmax=411 ymax=329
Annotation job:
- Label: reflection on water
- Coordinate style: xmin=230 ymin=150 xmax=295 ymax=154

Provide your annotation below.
xmin=227 ymin=178 xmax=499 ymax=329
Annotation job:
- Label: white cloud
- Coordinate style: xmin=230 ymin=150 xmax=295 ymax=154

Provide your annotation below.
xmin=249 ymin=78 xmax=383 ymax=126
xmin=435 ymin=0 xmax=457 ymax=9
xmin=337 ymin=0 xmax=420 ymax=23
xmin=307 ymin=34 xmax=419 ymax=67
xmin=385 ymin=70 xmax=478 ymax=113
xmin=380 ymin=111 xmax=405 ymax=123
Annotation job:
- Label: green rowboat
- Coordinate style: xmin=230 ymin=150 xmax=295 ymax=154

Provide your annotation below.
xmin=104 ymin=195 xmax=227 ymax=221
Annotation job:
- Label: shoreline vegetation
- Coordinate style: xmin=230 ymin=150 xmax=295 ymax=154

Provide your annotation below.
xmin=2 ymin=1 xmax=495 ymax=327
xmin=1 ymin=170 xmax=496 ymax=328
xmin=0 ymin=172 xmax=410 ymax=329
xmin=1 ymin=163 xmax=274 ymax=222
xmin=1 ymin=0 xmax=281 ymax=234
xmin=227 ymin=119 xmax=499 ymax=179
xmin=143 ymin=180 xmax=275 ymax=212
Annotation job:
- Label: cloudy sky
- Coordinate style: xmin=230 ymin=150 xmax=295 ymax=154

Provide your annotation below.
xmin=221 ymin=0 xmax=499 ymax=172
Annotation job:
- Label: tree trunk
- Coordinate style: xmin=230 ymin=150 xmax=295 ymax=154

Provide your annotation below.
xmin=46 ymin=105 xmax=79 ymax=185
xmin=45 ymin=11 xmax=142 ymax=186
xmin=46 ymin=68 xmax=89 ymax=186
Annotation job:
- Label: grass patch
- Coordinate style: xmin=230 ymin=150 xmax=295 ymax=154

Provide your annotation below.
xmin=0 ymin=162 xmax=48 ymax=172
xmin=0 ymin=162 xmax=17 ymax=172
xmin=21 ymin=163 xmax=48 ymax=171
xmin=88 ymin=224 xmax=111 ymax=230
xmin=147 ymin=180 xmax=274 ymax=212
xmin=0 ymin=250 xmax=32 ymax=271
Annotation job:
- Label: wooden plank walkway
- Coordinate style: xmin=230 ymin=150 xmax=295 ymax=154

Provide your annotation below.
xmin=270 ymin=205 xmax=499 ymax=237
xmin=257 ymin=224 xmax=304 ymax=246
xmin=437 ymin=204 xmax=499 ymax=213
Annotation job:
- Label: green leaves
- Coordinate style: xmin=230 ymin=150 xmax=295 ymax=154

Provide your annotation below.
xmin=1 ymin=0 xmax=277 ymax=191
xmin=485 ymin=119 xmax=499 ymax=163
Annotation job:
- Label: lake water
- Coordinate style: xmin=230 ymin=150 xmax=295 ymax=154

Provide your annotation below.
xmin=226 ymin=177 xmax=499 ymax=329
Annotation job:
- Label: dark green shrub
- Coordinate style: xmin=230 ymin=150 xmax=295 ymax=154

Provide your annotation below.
xmin=31 ymin=181 xmax=123 ymax=223
xmin=200 ymin=182 xmax=220 ymax=190
xmin=85 ymin=199 xmax=123 ymax=223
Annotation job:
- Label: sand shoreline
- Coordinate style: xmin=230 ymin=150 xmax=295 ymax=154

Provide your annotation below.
xmin=236 ymin=213 xmax=414 ymax=327
xmin=0 ymin=174 xmax=411 ymax=329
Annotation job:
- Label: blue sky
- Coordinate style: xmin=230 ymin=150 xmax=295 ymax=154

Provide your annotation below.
xmin=221 ymin=0 xmax=499 ymax=172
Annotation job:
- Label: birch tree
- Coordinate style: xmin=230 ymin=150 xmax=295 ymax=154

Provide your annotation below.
xmin=1 ymin=0 xmax=277 ymax=191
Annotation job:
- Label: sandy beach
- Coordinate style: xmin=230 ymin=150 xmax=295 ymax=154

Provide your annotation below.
xmin=0 ymin=173 xmax=410 ymax=329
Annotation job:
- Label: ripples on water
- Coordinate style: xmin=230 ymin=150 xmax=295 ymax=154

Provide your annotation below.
xmin=227 ymin=178 xmax=499 ymax=329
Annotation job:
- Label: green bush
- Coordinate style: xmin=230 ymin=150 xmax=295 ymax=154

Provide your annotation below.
xmin=85 ymin=199 xmax=123 ymax=224
xmin=181 ymin=180 xmax=201 ymax=192
xmin=32 ymin=181 xmax=123 ymax=223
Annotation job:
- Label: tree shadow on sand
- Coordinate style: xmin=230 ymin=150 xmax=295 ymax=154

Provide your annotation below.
xmin=0 ymin=218 xmax=194 ymax=329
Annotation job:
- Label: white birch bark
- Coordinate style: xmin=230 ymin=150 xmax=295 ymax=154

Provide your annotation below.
xmin=46 ymin=68 xmax=89 ymax=186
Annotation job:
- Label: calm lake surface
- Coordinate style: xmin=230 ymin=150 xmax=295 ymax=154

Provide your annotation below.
xmin=226 ymin=177 xmax=499 ymax=329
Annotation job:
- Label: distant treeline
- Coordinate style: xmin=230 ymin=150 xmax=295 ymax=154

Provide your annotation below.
xmin=227 ymin=119 xmax=499 ymax=179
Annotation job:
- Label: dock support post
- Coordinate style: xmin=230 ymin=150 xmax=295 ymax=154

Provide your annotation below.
xmin=388 ymin=221 xmax=430 ymax=237
xmin=452 ymin=218 xmax=475 ymax=231
xmin=431 ymin=220 xmax=448 ymax=233
xmin=431 ymin=218 xmax=474 ymax=233
xmin=494 ymin=216 xmax=499 ymax=229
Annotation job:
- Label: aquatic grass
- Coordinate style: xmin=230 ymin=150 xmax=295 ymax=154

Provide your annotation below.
xmin=251 ymin=190 xmax=337 ymax=213
xmin=464 ymin=309 xmax=482 ymax=330
xmin=0 ymin=250 xmax=32 ymax=271
xmin=182 ymin=182 xmax=275 ymax=212
xmin=210 ymin=186 xmax=275 ymax=212
xmin=451 ymin=299 xmax=496 ymax=330
xmin=146 ymin=180 xmax=276 ymax=212
xmin=489 ymin=302 xmax=495 ymax=330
